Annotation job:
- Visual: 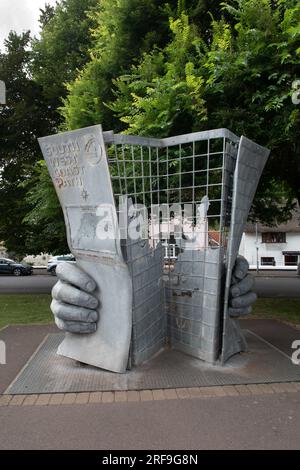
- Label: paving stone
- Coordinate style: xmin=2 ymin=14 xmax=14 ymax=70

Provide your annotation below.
xmin=246 ymin=384 xmax=265 ymax=394
xmin=275 ymin=382 xmax=299 ymax=392
xmin=152 ymin=389 xmax=165 ymax=401
xmin=114 ymin=391 xmax=127 ymax=402
xmin=35 ymin=394 xmax=51 ymax=406
xmin=127 ymin=391 xmax=140 ymax=402
xmin=199 ymin=387 xmax=220 ymax=397
xmin=212 ymin=387 xmax=227 ymax=397
xmin=102 ymin=392 xmax=114 ymax=403
xmin=221 ymin=385 xmax=239 ymax=396
xmin=291 ymin=382 xmax=300 ymax=391
xmin=176 ymin=388 xmax=190 ymax=399
xmin=187 ymin=387 xmax=202 ymax=398
xmin=233 ymin=385 xmax=251 ymax=395
xmin=49 ymin=394 xmax=65 ymax=405
xmin=284 ymin=382 xmax=300 ymax=392
xmin=255 ymin=384 xmax=274 ymax=394
xmin=75 ymin=393 xmax=90 ymax=404
xmin=140 ymin=390 xmax=153 ymax=401
xmin=269 ymin=382 xmax=295 ymax=393
xmin=163 ymin=389 xmax=178 ymax=400
xmin=62 ymin=393 xmax=77 ymax=405
xmin=0 ymin=395 xmax=12 ymax=406
xmin=9 ymin=395 xmax=26 ymax=406
xmin=23 ymin=394 xmax=38 ymax=406
xmin=88 ymin=392 xmax=102 ymax=403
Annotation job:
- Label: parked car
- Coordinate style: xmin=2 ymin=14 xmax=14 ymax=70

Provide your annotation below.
xmin=47 ymin=254 xmax=76 ymax=275
xmin=0 ymin=258 xmax=33 ymax=276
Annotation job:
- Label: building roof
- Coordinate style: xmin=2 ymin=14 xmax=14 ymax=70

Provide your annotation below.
xmin=245 ymin=205 xmax=300 ymax=233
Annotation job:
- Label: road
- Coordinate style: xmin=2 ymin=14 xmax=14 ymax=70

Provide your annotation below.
xmin=0 ymin=273 xmax=299 ymax=297
xmin=0 ymin=274 xmax=56 ymax=294
xmin=254 ymin=276 xmax=300 ymax=298
xmin=1 ymin=392 xmax=300 ymax=449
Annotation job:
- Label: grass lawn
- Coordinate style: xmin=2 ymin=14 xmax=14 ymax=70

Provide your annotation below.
xmin=0 ymin=294 xmax=300 ymax=330
xmin=0 ymin=294 xmax=53 ymax=329
xmin=252 ymin=298 xmax=300 ymax=325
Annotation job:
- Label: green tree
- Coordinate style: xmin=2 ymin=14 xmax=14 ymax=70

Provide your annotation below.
xmin=24 ymin=0 xmax=190 ymax=254
xmin=23 ymin=0 xmax=300 ymax=255
xmin=31 ymin=0 xmax=99 ymax=128
xmin=22 ymin=161 xmax=69 ymax=254
xmin=0 ymin=1 xmax=99 ymax=256
xmin=0 ymin=32 xmax=53 ymax=256
xmin=60 ymin=0 xmax=230 ymax=132
xmin=60 ymin=0 xmax=197 ymax=131
xmin=201 ymin=0 xmax=300 ymax=220
xmin=109 ymin=0 xmax=300 ymax=222
xmin=110 ymin=13 xmax=207 ymax=137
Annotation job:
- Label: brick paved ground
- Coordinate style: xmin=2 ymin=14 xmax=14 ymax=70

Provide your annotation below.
xmin=1 ymin=382 xmax=300 ymax=407
xmin=1 ymin=321 xmax=300 ymax=449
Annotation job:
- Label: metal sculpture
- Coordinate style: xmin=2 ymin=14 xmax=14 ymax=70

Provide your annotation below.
xmin=39 ymin=125 xmax=269 ymax=372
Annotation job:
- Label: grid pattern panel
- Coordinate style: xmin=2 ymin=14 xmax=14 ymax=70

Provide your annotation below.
xmin=109 ymin=139 xmax=231 ymax=235
xmin=106 ymin=130 xmax=239 ymax=365
xmin=123 ymin=233 xmax=165 ymax=367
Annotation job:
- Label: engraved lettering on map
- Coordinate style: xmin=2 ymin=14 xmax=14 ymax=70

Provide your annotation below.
xmin=44 ymin=138 xmax=85 ymax=189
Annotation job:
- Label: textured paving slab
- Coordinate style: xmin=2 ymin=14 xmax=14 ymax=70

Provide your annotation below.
xmin=0 ymin=324 xmax=58 ymax=393
xmin=5 ymin=329 xmax=300 ymax=395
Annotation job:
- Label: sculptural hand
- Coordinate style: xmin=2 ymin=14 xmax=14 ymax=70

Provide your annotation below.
xmin=51 ymin=263 xmax=99 ymax=333
xmin=51 ymin=255 xmax=256 ymax=334
xmin=229 ymin=255 xmax=256 ymax=317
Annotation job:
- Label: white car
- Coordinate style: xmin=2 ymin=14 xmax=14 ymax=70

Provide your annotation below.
xmin=47 ymin=254 xmax=76 ymax=275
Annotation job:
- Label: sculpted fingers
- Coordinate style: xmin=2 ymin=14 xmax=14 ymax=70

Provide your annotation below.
xmin=55 ymin=317 xmax=97 ymax=334
xmin=228 ymin=306 xmax=252 ymax=318
xmin=52 ymin=280 xmax=99 ymax=309
xmin=233 ymin=255 xmax=249 ymax=281
xmin=51 ymin=299 xmax=98 ymax=323
xmin=229 ymin=257 xmax=256 ymax=318
xmin=56 ymin=262 xmax=96 ymax=293
xmin=230 ymin=274 xmax=254 ymax=298
xmin=230 ymin=291 xmax=257 ymax=309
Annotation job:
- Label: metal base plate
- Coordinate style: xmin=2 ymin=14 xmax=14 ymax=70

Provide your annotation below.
xmin=6 ymin=330 xmax=300 ymax=395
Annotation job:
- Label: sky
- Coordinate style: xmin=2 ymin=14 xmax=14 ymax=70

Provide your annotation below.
xmin=0 ymin=0 xmax=58 ymax=51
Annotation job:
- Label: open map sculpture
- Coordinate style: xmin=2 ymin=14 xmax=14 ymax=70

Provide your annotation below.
xmin=39 ymin=126 xmax=270 ymax=373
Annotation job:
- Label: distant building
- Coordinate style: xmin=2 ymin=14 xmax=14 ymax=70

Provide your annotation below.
xmin=239 ymin=206 xmax=300 ymax=270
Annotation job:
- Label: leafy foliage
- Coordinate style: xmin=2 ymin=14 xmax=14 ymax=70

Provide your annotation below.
xmin=0 ymin=32 xmax=53 ymax=256
xmin=21 ymin=162 xmax=69 ymax=254
xmin=109 ymin=13 xmax=207 ymax=136
xmin=31 ymin=0 xmax=99 ymax=125
xmin=108 ymin=0 xmax=300 ymax=222
xmin=2 ymin=0 xmax=300 ymax=256
xmin=61 ymin=0 xmax=189 ymax=131
xmin=0 ymin=1 xmax=100 ymax=256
